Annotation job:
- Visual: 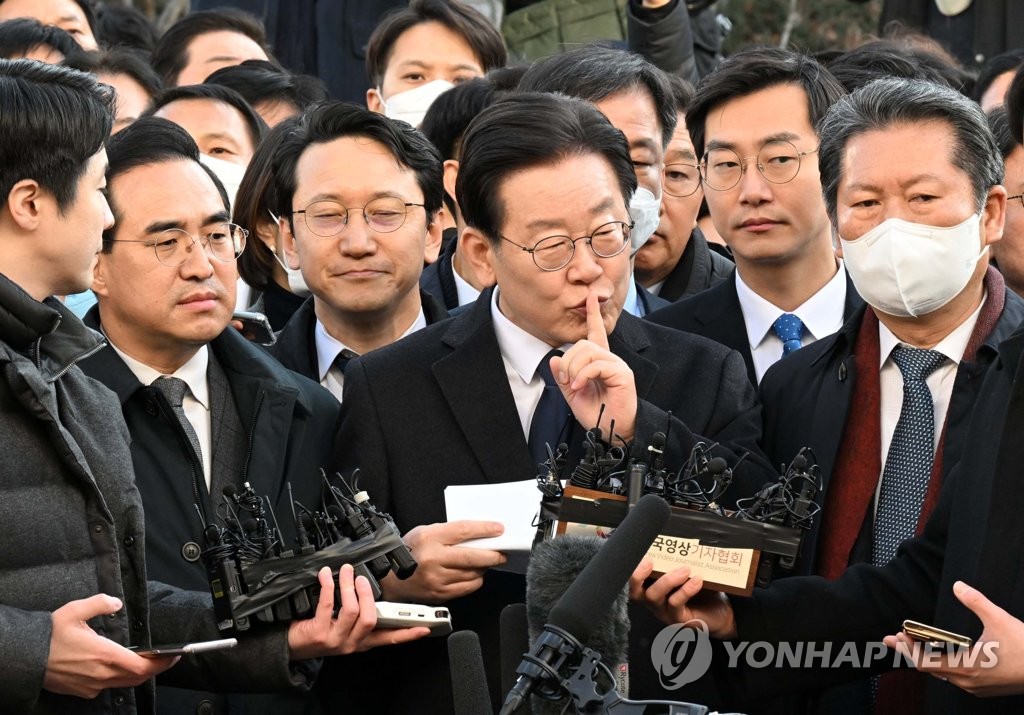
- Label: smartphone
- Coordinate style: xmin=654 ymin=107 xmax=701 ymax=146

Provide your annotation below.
xmin=232 ymin=310 xmax=276 ymax=346
xmin=901 ymin=620 xmax=973 ymax=650
xmin=130 ymin=637 xmax=238 ymax=658
xmin=375 ymin=601 xmax=452 ymax=637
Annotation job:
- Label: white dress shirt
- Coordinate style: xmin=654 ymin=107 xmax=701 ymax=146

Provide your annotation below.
xmin=735 ymin=263 xmax=848 ymax=383
xmin=491 ymin=287 xmax=572 ymax=440
xmin=315 ymin=309 xmax=427 ymax=402
xmin=111 ymin=343 xmax=213 ymax=489
xmin=452 ymin=254 xmax=481 ymax=306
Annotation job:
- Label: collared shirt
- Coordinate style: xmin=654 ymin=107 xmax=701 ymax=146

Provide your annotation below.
xmin=736 ymin=263 xmax=848 ymax=383
xmin=623 ymin=276 xmax=644 ymax=317
xmin=491 ymin=287 xmax=571 ymax=440
xmin=111 ymin=342 xmax=213 ymax=489
xmin=315 ymin=309 xmax=427 ymax=402
xmin=452 ymin=254 xmax=481 ymax=307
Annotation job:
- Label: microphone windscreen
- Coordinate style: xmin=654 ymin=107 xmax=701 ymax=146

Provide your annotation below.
xmin=222 ymin=483 xmax=238 ymax=498
xmin=500 ymin=603 xmax=530 ymax=698
xmin=547 ymin=494 xmax=669 ymax=641
xmin=707 ymin=457 xmax=728 ymax=475
xmin=448 ymin=630 xmax=492 ymax=715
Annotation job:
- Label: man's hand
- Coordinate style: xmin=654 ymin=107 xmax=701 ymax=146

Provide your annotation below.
xmin=44 ymin=594 xmax=179 ymax=699
xmin=551 ymin=291 xmax=638 ymax=442
xmin=883 ymin=581 xmax=1024 ymax=697
xmin=382 ymin=520 xmax=507 ymax=604
xmin=629 ymin=560 xmax=738 ymax=639
xmin=288 ymin=565 xmax=430 ymax=660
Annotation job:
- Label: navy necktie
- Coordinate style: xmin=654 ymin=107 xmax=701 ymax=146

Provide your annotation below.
xmin=333 ymin=348 xmax=359 ymax=375
xmin=527 ymin=349 xmax=570 ymax=469
xmin=871 ymin=346 xmax=947 ymax=566
xmin=771 ymin=313 xmax=805 ymax=356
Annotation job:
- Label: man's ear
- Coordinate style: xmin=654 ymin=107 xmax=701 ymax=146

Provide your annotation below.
xmin=366 ymin=87 xmax=385 ymax=114
xmin=443 ymin=159 xmax=460 ymax=211
xmin=279 ymin=216 xmax=302 ymax=270
xmin=460 ymin=227 xmax=497 ymax=286
xmin=7 ymin=179 xmax=44 ymax=232
xmin=92 ymin=250 xmax=110 ymax=296
xmin=981 ymin=184 xmax=1007 ymax=247
xmin=424 ymin=211 xmax=444 ymax=264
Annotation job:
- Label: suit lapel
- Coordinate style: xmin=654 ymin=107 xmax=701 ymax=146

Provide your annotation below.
xmin=692 ymin=275 xmax=756 ymax=384
xmin=432 ymin=293 xmax=537 ymax=484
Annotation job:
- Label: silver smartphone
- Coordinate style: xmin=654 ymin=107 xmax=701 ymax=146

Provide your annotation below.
xmin=375 ymin=601 xmax=452 ymax=637
xmin=131 ymin=637 xmax=239 ymax=658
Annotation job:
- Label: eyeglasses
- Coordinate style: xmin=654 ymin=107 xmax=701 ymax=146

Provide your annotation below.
xmin=499 ymin=220 xmax=633 ymax=271
xmin=1008 ymin=194 xmax=1024 ymax=209
xmin=663 ymin=162 xmax=702 ymax=197
xmin=111 ymin=223 xmax=248 ymax=267
xmin=700 ymin=140 xmax=819 ymax=191
xmin=292 ymin=197 xmax=425 ymax=237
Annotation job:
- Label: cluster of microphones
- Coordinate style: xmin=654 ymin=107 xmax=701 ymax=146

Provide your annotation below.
xmin=200 ymin=470 xmax=415 ymax=632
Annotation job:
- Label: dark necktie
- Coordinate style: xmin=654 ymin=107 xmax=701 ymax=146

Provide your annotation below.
xmin=871 ymin=346 xmax=947 ymax=566
xmin=333 ymin=348 xmax=360 ymax=375
xmin=153 ymin=376 xmax=203 ymax=466
xmin=771 ymin=313 xmax=805 ymax=356
xmin=527 ymin=349 xmax=570 ymax=468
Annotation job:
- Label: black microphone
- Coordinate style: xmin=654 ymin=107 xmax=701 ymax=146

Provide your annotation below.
xmin=500 ymin=494 xmax=670 ymax=715
xmin=448 ymin=630 xmax=493 ymax=715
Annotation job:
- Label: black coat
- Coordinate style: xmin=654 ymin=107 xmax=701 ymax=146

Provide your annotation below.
xmin=80 ymin=309 xmax=341 ymax=715
xmin=420 ymin=227 xmax=462 ymax=311
xmin=323 ymin=286 xmax=774 ymax=713
xmin=648 ymin=270 xmax=864 ymax=385
xmin=655 ymin=226 xmax=735 ymax=303
xmin=268 ymin=290 xmax=450 ymax=382
xmin=729 ymin=317 xmax=1024 ymax=714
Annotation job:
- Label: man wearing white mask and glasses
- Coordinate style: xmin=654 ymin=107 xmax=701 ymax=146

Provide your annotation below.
xmin=364 ymin=0 xmax=506 ymax=128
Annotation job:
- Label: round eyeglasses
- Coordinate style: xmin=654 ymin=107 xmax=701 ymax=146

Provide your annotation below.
xmin=111 ymin=223 xmax=247 ymax=267
xmin=663 ymin=162 xmax=702 ymax=197
xmin=292 ymin=197 xmax=425 ymax=237
xmin=700 ymin=140 xmax=819 ymax=191
xmin=499 ymin=220 xmax=633 ymax=272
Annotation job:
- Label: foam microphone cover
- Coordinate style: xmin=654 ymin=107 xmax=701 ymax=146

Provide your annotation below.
xmin=448 ymin=630 xmax=492 ymax=715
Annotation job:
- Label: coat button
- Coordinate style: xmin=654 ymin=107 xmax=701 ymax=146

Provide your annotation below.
xmin=114 ymin=694 xmax=125 ymax=705
xmin=132 ymin=619 xmax=144 ymax=632
xmin=181 ymin=542 xmax=202 ymax=562
xmin=145 ymin=398 xmax=159 ymax=416
xmin=123 ymin=535 xmax=135 ymax=547
xmin=196 ymin=700 xmax=216 ymax=715
xmin=93 ymin=523 xmax=104 ymax=534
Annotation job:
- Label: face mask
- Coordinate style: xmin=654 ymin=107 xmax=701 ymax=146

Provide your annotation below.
xmin=840 ymin=213 xmax=986 ymax=318
xmin=380 ymin=80 xmax=455 ymax=127
xmin=628 ymin=187 xmax=661 ymax=252
xmin=267 ymin=210 xmax=311 ymax=296
xmin=199 ymin=153 xmax=247 ymax=211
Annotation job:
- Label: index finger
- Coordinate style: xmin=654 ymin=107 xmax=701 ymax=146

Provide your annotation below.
xmin=586 ymin=291 xmax=609 ymax=350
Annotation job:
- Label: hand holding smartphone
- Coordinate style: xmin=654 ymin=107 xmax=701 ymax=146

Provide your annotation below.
xmin=131 ymin=637 xmax=238 ymax=658
xmin=901 ymin=620 xmax=973 ymax=650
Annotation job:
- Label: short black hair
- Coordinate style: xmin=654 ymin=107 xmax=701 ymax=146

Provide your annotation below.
xmin=103 ymin=115 xmax=229 ymax=249
xmin=365 ymin=0 xmax=506 ymax=87
xmin=146 ymin=82 xmax=267 ymax=152
xmin=666 ymin=73 xmax=694 ymax=113
xmin=1007 ymin=66 xmax=1024 ymax=145
xmin=204 ymin=59 xmax=327 ymax=118
xmin=269 ymin=101 xmax=444 ymax=232
xmin=685 ymin=47 xmax=846 ymax=158
xmin=0 ymin=59 xmax=113 ymax=212
xmin=150 ymin=8 xmax=272 ymax=86
xmin=94 ymin=3 xmax=157 ymax=53
xmin=65 ymin=46 xmax=162 ymax=99
xmin=235 ymin=117 xmax=297 ymax=290
xmin=518 ymin=44 xmax=677 ymax=148
xmin=457 ymin=92 xmax=637 ymax=243
xmin=0 ymin=18 xmax=80 ymax=61
xmin=974 ymin=49 xmax=1024 ymax=105
xmin=987 ymin=106 xmax=1019 ymax=161
xmin=826 ymin=40 xmax=957 ymax=93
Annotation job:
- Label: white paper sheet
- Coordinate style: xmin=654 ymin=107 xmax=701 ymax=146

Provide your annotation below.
xmin=444 ymin=479 xmax=541 ymax=573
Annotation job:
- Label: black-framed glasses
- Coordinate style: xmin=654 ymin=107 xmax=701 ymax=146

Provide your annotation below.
xmin=292 ymin=197 xmax=425 ymax=236
xmin=663 ymin=162 xmax=702 ymax=197
xmin=1008 ymin=193 xmax=1024 ymax=209
xmin=499 ymin=220 xmax=633 ymax=271
xmin=111 ymin=223 xmax=247 ymax=267
xmin=700 ymin=140 xmax=819 ymax=191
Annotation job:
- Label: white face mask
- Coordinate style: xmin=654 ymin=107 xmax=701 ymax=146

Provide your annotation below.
xmin=379 ymin=80 xmax=455 ymax=127
xmin=268 ymin=210 xmax=311 ymax=297
xmin=840 ymin=213 xmax=987 ymax=318
xmin=199 ymin=153 xmax=247 ymax=211
xmin=628 ymin=187 xmax=661 ymax=252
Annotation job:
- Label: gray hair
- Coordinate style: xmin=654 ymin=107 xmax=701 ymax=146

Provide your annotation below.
xmin=818 ymin=77 xmax=1003 ymax=224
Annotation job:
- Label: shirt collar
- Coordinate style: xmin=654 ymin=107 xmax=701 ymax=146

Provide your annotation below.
xmin=490 ymin=286 xmax=567 ymax=385
xmin=623 ymin=275 xmax=643 ymax=317
xmin=314 ymin=309 xmax=427 ymax=381
xmin=109 ymin=340 xmax=210 ymax=409
xmin=735 ymin=262 xmax=848 ymax=349
xmin=878 ymin=290 xmax=987 ymax=368
xmin=451 ymin=253 xmax=481 ymax=305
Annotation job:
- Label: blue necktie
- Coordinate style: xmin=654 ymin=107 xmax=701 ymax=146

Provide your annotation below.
xmin=771 ymin=313 xmax=804 ymax=356
xmin=333 ymin=348 xmax=359 ymax=375
xmin=871 ymin=346 xmax=947 ymax=566
xmin=527 ymin=349 xmax=570 ymax=468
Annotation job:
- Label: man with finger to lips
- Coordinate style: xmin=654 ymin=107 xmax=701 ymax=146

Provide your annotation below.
xmin=330 ymin=91 xmax=774 ymax=714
